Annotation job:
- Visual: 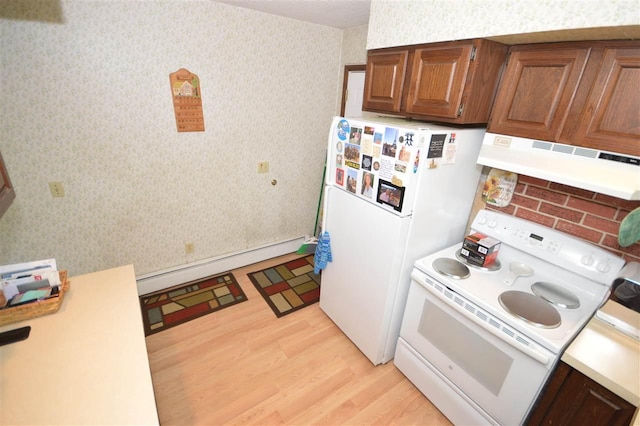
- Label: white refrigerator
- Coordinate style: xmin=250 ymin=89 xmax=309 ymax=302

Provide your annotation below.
xmin=319 ymin=116 xmax=485 ymax=365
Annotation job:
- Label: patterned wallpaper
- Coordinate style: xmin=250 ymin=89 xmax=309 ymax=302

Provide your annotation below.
xmin=368 ymin=0 xmax=640 ymax=49
xmin=0 ymin=1 xmax=345 ymax=277
xmin=341 ymin=24 xmax=369 ymax=65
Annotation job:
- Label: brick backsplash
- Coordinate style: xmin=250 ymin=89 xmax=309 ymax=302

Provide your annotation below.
xmin=485 ymin=174 xmax=640 ymax=264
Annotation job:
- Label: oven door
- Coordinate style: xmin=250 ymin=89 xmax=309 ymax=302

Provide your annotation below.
xmin=396 ymin=268 xmax=556 ymax=426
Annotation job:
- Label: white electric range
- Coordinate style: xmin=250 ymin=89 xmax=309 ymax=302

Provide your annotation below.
xmin=395 ymin=209 xmax=626 ymax=426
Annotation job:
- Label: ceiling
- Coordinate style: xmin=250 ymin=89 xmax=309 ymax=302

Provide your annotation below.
xmin=214 ymin=0 xmax=371 ymax=29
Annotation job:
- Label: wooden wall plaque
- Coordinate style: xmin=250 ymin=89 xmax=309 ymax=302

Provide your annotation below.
xmin=170 ymin=68 xmax=205 ymax=132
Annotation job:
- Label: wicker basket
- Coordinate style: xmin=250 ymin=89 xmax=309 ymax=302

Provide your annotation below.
xmin=0 ymin=271 xmax=69 ymax=327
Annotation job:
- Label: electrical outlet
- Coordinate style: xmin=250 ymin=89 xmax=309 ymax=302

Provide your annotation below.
xmin=257 ymin=161 xmax=269 ymax=174
xmin=49 ymin=182 xmax=65 ymax=198
xmin=185 ymin=242 xmax=195 ymax=255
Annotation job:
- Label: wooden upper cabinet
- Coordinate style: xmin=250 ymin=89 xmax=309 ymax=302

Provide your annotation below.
xmin=405 ymin=44 xmax=474 ymax=118
xmin=363 ymin=49 xmax=409 ymax=113
xmin=363 ymin=39 xmax=507 ymax=124
xmin=0 ymin=149 xmax=16 ymax=220
xmin=489 ymin=40 xmax=640 ymax=157
xmin=405 ymin=39 xmax=507 ymax=122
xmin=569 ymin=46 xmax=640 ymax=156
xmin=488 ymin=44 xmax=591 ymax=141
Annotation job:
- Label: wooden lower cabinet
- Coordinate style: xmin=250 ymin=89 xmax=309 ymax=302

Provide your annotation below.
xmin=527 ymin=361 xmax=636 ymax=426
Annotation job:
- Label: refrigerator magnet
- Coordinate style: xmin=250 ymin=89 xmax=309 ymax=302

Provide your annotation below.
xmin=361 ymin=172 xmax=375 ymax=198
xmin=349 ymin=127 xmax=362 ymax=145
xmin=346 ymin=169 xmax=358 ymax=193
xmin=337 ymin=119 xmax=350 ymax=140
xmin=426 ymin=134 xmax=447 ymax=168
xmin=373 ymin=132 xmax=383 ymax=145
xmin=361 ymin=132 xmax=374 ymax=156
xmin=442 ymin=134 xmax=458 ymax=164
xmin=377 ymin=179 xmax=404 ymax=212
xmin=345 ymin=142 xmax=361 ymax=169
xmin=382 ymin=128 xmax=399 ymax=157
xmin=404 ymin=132 xmax=415 ymax=146
xmin=362 ymin=155 xmax=372 ymax=171
xmin=398 ymin=145 xmax=411 ymax=163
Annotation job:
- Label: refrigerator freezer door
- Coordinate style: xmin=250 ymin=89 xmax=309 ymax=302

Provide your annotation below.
xmin=327 ymin=117 xmax=428 ymax=217
xmin=319 ymin=186 xmax=411 ymax=365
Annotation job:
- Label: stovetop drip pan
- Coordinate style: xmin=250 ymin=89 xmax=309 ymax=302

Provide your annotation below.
xmin=531 ymin=281 xmax=580 ymax=309
xmin=499 ymin=290 xmax=561 ymax=329
xmin=432 ymin=258 xmax=470 ymax=279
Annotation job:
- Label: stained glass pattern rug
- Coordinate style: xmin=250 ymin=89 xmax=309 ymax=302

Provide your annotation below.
xmin=248 ymin=255 xmax=320 ymax=318
xmin=140 ymin=272 xmax=247 ymax=336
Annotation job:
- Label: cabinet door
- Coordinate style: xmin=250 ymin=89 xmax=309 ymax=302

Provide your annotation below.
xmin=488 ymin=46 xmax=591 ymax=141
xmin=572 ymin=46 xmax=640 ymax=156
xmin=404 ymin=44 xmax=473 ymax=119
xmin=362 ymin=50 xmax=408 ymax=113
xmin=528 ymin=362 xmax=636 ymax=426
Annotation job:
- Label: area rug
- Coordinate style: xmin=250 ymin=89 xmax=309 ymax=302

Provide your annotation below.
xmin=140 ymin=272 xmax=247 ymax=336
xmin=248 ymin=255 xmax=320 ymax=318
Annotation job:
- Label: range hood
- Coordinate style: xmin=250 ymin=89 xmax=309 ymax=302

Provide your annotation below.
xmin=477 ymin=133 xmax=640 ymax=201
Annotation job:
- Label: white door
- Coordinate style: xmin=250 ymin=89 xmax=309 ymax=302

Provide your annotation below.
xmin=342 ymin=66 xmax=376 ymax=119
xmin=319 ymin=186 xmax=410 ymax=365
xmin=344 ymin=70 xmax=366 ymax=118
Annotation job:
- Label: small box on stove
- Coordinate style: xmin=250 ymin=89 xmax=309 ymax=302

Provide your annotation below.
xmin=461 ymin=232 xmax=501 ymax=267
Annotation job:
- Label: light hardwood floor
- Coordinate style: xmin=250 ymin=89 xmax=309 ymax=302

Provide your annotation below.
xmin=145 ymin=253 xmax=452 ymax=425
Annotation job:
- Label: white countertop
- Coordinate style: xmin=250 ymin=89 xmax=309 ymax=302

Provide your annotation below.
xmin=562 ymin=301 xmax=640 ymax=423
xmin=0 ymin=265 xmax=159 ymax=425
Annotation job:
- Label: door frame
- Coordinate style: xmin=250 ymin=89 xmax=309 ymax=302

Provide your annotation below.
xmin=340 ymin=64 xmax=366 ymax=117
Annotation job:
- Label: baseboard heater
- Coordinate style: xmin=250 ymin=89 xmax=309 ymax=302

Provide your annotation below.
xmin=136 ymin=236 xmax=306 ymax=296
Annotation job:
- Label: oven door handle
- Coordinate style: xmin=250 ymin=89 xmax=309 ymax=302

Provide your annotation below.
xmin=411 ymin=270 xmax=551 ymax=365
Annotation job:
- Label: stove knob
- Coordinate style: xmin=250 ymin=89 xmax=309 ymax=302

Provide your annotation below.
xmin=488 ymin=219 xmax=498 ymax=228
xmin=477 ymin=216 xmax=488 ymax=225
xmin=597 ymin=261 xmax=611 ymax=273
xmin=581 ymin=254 xmax=595 ymax=266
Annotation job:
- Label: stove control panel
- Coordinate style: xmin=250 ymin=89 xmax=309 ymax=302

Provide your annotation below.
xmin=513 ymin=227 xmax=562 ymax=253
xmin=471 ymin=209 xmax=625 ymax=285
